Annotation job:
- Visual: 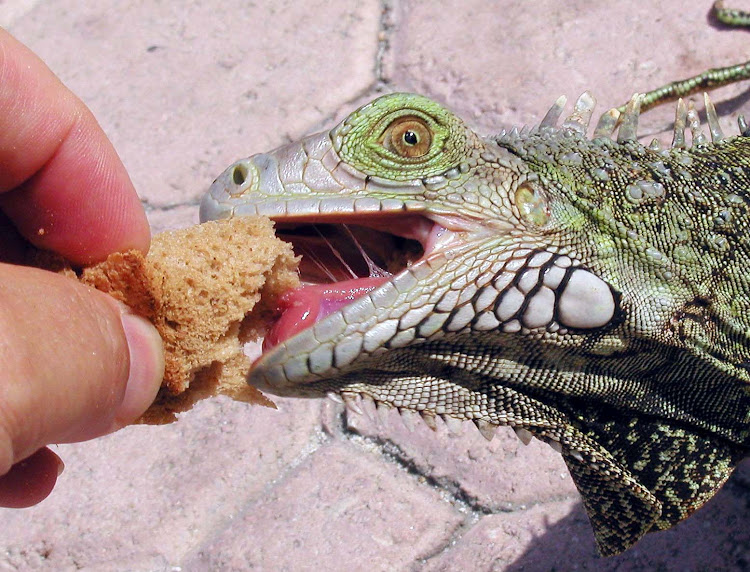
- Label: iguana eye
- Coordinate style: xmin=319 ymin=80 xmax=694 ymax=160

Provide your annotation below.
xmin=332 ymin=93 xmax=469 ymax=180
xmin=381 ymin=116 xmax=432 ymax=158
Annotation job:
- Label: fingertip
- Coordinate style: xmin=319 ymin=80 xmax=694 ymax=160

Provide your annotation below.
xmin=0 ymin=29 xmax=151 ymax=264
xmin=0 ymin=265 xmax=155 ymax=451
xmin=0 ymin=447 xmax=63 ymax=508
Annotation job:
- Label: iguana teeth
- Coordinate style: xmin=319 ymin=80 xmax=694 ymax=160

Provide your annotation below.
xmin=442 ymin=414 xmax=465 ymax=435
xmin=569 ymin=449 xmax=585 ymax=463
xmin=739 ymin=114 xmax=749 ymax=136
xmin=548 ymin=439 xmax=563 ymax=454
xmin=399 ymin=408 xmax=419 ymax=432
xmin=420 ymin=412 xmax=438 ymax=432
xmin=327 ymin=391 xmax=344 ymax=404
xmin=359 ymin=395 xmax=378 ymax=419
xmin=474 ymin=419 xmax=498 ymax=441
xmin=376 ymin=401 xmax=391 ymax=424
xmin=342 ymin=393 xmax=363 ymax=415
xmin=513 ymin=427 xmax=534 ymax=446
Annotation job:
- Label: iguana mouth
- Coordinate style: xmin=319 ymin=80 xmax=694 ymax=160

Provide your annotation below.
xmin=263 ymin=214 xmax=447 ymax=351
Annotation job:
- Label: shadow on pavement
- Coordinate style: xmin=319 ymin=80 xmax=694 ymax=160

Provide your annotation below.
xmin=507 ymin=460 xmax=750 ymax=571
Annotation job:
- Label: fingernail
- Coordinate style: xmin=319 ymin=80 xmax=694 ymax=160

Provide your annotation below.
xmin=54 ymin=452 xmax=65 ymax=477
xmin=114 ymin=312 xmax=165 ymax=428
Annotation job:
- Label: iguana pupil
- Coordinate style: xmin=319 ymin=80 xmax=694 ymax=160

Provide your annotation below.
xmin=384 ymin=116 xmax=432 ymax=157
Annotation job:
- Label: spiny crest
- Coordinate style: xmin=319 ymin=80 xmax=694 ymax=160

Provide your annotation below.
xmin=526 ymin=91 xmax=750 ymax=149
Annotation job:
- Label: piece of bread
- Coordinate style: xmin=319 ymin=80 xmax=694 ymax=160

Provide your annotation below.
xmin=78 ymin=216 xmax=299 ymax=424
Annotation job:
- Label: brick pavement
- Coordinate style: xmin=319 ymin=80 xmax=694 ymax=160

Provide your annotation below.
xmin=2 ymin=1 xmax=750 ymax=570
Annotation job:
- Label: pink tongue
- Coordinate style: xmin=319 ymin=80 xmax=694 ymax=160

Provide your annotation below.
xmin=263 ymin=276 xmax=390 ymax=351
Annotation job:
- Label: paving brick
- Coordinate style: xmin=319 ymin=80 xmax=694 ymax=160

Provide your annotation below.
xmin=0 ymin=0 xmax=39 ymax=27
xmin=180 ymin=442 xmax=464 ymax=571
xmin=426 ymin=461 xmax=750 ymax=571
xmin=423 ymin=500 xmax=591 ymax=571
xmin=0 ymin=397 xmax=322 ymax=569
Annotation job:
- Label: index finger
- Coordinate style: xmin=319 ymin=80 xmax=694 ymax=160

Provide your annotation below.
xmin=0 ymin=29 xmax=150 ymax=265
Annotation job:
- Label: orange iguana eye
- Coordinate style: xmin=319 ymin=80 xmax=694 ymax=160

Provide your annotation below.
xmin=381 ymin=116 xmax=433 ymax=158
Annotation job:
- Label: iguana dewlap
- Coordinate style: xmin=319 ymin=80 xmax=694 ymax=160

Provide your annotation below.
xmin=201 ymin=89 xmax=750 ymax=556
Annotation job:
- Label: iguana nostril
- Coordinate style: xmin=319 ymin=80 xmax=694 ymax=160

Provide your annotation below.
xmin=232 ymin=163 xmax=248 ymax=186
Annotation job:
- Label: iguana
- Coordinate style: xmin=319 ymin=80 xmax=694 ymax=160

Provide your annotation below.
xmin=200 ymin=3 xmax=750 ymax=557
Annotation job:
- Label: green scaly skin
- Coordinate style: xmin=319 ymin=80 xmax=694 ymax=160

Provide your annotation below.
xmin=201 ymin=6 xmax=750 ymax=557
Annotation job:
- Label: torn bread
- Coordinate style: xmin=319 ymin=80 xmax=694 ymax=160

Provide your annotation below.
xmin=79 ymin=216 xmax=299 ymax=424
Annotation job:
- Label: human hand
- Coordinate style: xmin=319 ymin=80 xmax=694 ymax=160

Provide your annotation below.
xmin=0 ymin=30 xmax=164 ymax=507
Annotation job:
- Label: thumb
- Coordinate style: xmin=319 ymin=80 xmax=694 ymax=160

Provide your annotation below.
xmin=0 ymin=262 xmax=164 ymax=476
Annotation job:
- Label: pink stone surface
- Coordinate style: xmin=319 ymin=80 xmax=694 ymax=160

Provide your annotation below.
xmin=2 ymin=1 xmax=750 ymax=570
xmin=340 ymin=398 xmax=577 ymax=511
xmin=180 ymin=442 xmax=464 ymax=570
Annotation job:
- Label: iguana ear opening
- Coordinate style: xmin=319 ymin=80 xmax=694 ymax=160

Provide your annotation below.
xmin=514 ymin=181 xmax=551 ymax=227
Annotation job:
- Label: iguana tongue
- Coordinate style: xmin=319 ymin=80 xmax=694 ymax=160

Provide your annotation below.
xmin=263 ymin=276 xmax=389 ymax=351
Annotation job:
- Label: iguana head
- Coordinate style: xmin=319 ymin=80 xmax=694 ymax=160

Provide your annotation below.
xmin=201 ymin=92 xmax=750 ymax=556
xmin=202 ymin=93 xmax=621 ymax=394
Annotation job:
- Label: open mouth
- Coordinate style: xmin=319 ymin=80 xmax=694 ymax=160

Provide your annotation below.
xmin=262 ymin=214 xmax=447 ymax=352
